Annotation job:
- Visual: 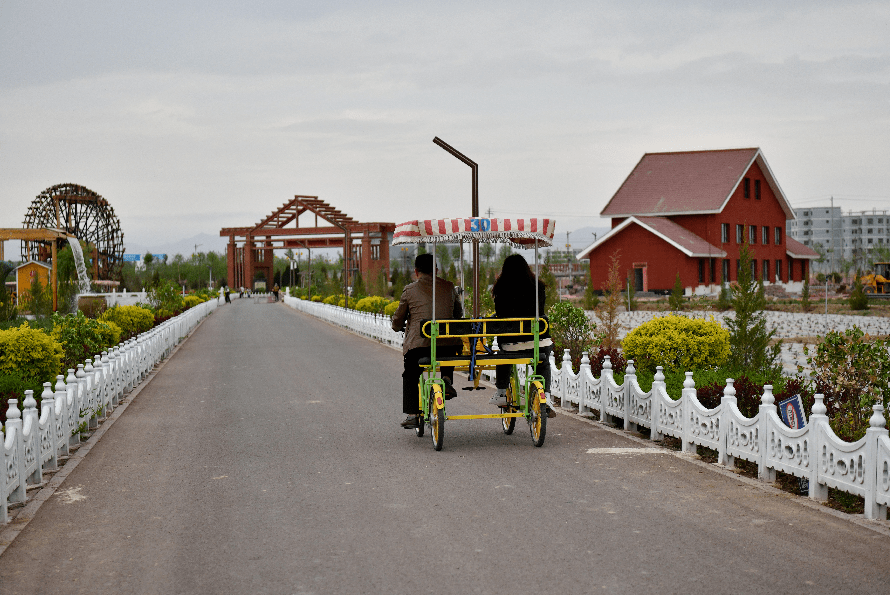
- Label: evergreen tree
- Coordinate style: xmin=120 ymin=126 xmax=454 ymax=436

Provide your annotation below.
xmin=800 ymin=276 xmax=811 ymax=312
xmin=596 ymin=250 xmax=624 ymax=350
xmin=581 ymin=271 xmax=599 ymax=310
xmin=669 ymin=272 xmax=685 ymax=311
xmin=848 ymin=274 xmax=869 ymax=310
xmin=725 ymin=236 xmax=781 ymax=376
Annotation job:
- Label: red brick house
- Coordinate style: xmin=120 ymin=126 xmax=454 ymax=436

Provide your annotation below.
xmin=577 ymin=148 xmax=819 ymax=294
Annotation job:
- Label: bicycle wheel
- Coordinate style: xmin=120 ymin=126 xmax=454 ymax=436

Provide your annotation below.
xmin=501 ymin=382 xmax=516 ymax=435
xmin=430 ymin=384 xmax=445 ymax=451
xmin=415 ymin=382 xmax=425 ymax=437
xmin=528 ymin=381 xmax=546 ymax=447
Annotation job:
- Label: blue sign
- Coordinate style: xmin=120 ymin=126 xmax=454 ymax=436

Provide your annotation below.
xmin=123 ymin=254 xmax=141 ymax=262
xmin=777 ymin=394 xmax=810 ymax=495
xmin=778 ymin=394 xmax=807 ymax=429
xmin=470 ymin=218 xmax=491 ymax=232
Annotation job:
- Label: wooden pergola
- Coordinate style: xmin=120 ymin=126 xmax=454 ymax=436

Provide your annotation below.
xmin=0 ymin=227 xmax=74 ymax=311
xmin=220 ymin=196 xmax=394 ymax=292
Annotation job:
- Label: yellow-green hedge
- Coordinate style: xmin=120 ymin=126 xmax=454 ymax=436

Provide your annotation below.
xmin=621 ymin=314 xmax=730 ymax=374
xmin=100 ymin=305 xmax=154 ymax=339
xmin=183 ymin=295 xmax=205 ymax=309
xmin=0 ymin=325 xmax=63 ymax=384
xmin=355 ymin=296 xmax=390 ymax=314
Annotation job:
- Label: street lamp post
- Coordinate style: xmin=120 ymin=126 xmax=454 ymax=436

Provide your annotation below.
xmin=433 ymin=136 xmax=480 ymax=316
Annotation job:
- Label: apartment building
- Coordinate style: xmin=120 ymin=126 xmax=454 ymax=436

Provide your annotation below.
xmin=789 ymin=207 xmax=890 ymax=273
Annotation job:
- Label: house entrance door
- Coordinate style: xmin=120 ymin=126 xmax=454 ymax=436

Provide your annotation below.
xmin=634 ymin=267 xmax=644 ymax=292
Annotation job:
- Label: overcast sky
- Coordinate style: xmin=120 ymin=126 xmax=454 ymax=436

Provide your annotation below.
xmin=2 ymin=0 xmax=888 ymax=254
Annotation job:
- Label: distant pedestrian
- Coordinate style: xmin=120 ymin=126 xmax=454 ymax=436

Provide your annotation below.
xmin=272 ymin=283 xmax=280 ymax=302
xmin=224 ymin=286 xmax=231 ymax=304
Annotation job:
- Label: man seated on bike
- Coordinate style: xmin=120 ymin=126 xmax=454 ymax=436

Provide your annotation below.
xmin=391 ymin=253 xmax=463 ymax=429
xmin=489 ymin=254 xmax=556 ymax=418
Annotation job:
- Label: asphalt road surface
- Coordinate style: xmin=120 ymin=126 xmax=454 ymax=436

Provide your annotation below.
xmin=1 ymin=298 xmax=888 ymax=594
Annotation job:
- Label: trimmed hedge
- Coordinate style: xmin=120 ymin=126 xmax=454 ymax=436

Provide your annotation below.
xmin=621 ymin=314 xmax=730 ymax=374
xmin=0 ymin=324 xmax=63 ymax=386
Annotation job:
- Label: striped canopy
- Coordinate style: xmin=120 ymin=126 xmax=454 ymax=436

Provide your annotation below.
xmin=392 ymin=218 xmax=556 ymax=247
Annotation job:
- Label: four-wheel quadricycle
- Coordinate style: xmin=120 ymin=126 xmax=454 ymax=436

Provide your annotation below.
xmin=392 ymin=217 xmax=556 ymax=451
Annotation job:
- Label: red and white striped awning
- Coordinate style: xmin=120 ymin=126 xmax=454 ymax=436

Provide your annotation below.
xmin=392 ymin=218 xmax=556 ymax=247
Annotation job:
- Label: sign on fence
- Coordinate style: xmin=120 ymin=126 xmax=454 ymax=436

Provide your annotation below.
xmin=778 ymin=394 xmax=809 ymax=494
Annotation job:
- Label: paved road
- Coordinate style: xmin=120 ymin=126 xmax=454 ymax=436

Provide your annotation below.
xmin=1 ymin=299 xmax=888 ymax=594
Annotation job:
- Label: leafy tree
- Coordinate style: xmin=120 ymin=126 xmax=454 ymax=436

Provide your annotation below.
xmin=538 ymin=264 xmax=558 ymax=310
xmin=626 ymin=273 xmax=636 ymax=311
xmin=669 ymin=272 xmax=685 ymax=311
xmin=725 ymin=236 xmax=780 ymax=376
xmin=352 ymin=270 xmax=366 ymax=300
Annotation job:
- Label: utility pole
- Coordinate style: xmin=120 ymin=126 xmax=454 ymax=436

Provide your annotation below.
xmin=830 ymin=196 xmax=834 ymax=278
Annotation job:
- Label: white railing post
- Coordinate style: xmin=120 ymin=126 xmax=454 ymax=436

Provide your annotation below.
xmin=865 ymin=403 xmax=889 ymax=520
xmin=624 ymin=360 xmax=636 ymax=431
xmin=54 ymin=376 xmax=70 ymax=458
xmin=22 ymin=389 xmax=41 ymax=485
xmin=681 ymin=372 xmax=696 ymax=453
xmin=719 ymin=379 xmax=736 ymax=467
xmin=578 ymin=352 xmax=591 ymax=416
xmin=758 ymin=385 xmax=777 ymax=482
xmin=650 ymin=366 xmax=665 ymax=441
xmin=5 ymin=398 xmax=26 ymax=507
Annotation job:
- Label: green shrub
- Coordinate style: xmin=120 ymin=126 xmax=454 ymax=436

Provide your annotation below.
xmin=0 ymin=370 xmax=45 ymax=424
xmin=322 ymin=295 xmax=339 ymax=305
xmin=100 ymin=305 xmax=154 ymax=340
xmin=355 ymin=296 xmax=389 ymax=314
xmin=384 ymin=301 xmax=400 ymax=316
xmin=311 ymin=295 xmax=323 ymax=302
xmin=0 ymin=324 xmax=63 ymax=385
xmin=669 ymin=273 xmax=685 ymax=311
xmin=621 ymin=314 xmax=730 ymax=375
xmin=148 ymin=279 xmax=184 ymax=314
xmin=548 ymin=301 xmax=596 ymax=370
xmin=51 ymin=311 xmax=121 ymax=372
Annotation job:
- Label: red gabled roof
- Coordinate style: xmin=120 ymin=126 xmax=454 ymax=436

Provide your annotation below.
xmin=600 ymin=148 xmax=794 ymax=219
xmin=784 ymin=236 xmax=820 ymax=260
xmin=576 ymin=216 xmax=726 ymax=260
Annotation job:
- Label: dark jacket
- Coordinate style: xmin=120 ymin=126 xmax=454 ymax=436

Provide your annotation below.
xmin=493 ymin=279 xmax=551 ymax=346
xmin=391 ymin=273 xmax=463 ymax=354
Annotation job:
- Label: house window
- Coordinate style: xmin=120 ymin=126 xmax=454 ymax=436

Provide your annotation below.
xmin=698 ymin=259 xmax=705 ymax=283
xmin=736 ymin=224 xmax=743 ymax=244
xmin=721 ymin=223 xmax=729 ymax=243
xmin=743 ymin=178 xmax=751 ymax=198
xmin=763 ymin=260 xmax=769 ymax=281
xmin=775 ymin=260 xmax=782 ymax=282
xmin=762 ymin=226 xmax=769 ymax=245
xmin=755 ymin=179 xmax=761 ymax=200
xmin=775 ymin=227 xmax=782 ymax=245
xmin=749 ymin=225 xmax=756 ymax=244
xmin=788 ymin=258 xmax=794 ymax=281
xmin=710 ymin=258 xmax=716 ymax=283
xmin=722 ymin=259 xmax=730 ymax=283
xmin=751 ymin=259 xmax=757 ymax=280
xmin=868 ymin=218 xmax=874 ymax=224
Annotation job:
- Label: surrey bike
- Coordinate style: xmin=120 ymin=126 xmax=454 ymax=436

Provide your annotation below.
xmin=392 ymin=217 xmax=556 ymax=451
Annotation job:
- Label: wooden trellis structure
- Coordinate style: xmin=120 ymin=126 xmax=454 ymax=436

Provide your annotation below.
xmin=220 ymin=196 xmax=394 ymax=292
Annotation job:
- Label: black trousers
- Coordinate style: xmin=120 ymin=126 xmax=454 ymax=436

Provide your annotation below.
xmin=402 ymin=346 xmax=460 ymax=415
xmin=495 ymin=346 xmax=552 ymax=393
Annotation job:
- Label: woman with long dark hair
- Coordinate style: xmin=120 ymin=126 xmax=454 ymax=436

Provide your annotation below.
xmin=490 ymin=254 xmax=555 ymax=417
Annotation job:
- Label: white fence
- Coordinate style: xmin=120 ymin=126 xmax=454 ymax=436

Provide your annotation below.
xmin=284 ymin=296 xmax=890 ymax=520
xmin=552 ymin=353 xmax=890 ymax=520
xmin=2 ymin=299 xmax=217 ymax=523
